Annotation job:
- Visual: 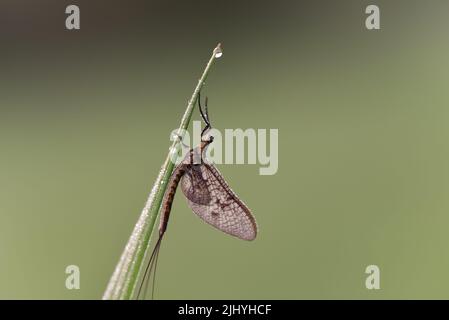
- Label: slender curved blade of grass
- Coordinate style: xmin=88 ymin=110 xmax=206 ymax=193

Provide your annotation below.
xmin=103 ymin=43 xmax=223 ymax=300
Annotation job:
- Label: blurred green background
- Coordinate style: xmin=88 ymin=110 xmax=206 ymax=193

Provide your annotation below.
xmin=1 ymin=0 xmax=449 ymax=299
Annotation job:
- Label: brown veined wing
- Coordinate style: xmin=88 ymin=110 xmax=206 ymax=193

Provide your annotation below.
xmin=180 ymin=162 xmax=257 ymax=241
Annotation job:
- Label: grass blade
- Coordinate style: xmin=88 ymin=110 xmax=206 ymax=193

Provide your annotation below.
xmin=103 ymin=43 xmax=223 ymax=300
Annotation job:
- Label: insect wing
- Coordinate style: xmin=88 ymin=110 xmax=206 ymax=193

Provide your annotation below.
xmin=180 ymin=164 xmax=211 ymax=205
xmin=181 ymin=163 xmax=257 ymax=241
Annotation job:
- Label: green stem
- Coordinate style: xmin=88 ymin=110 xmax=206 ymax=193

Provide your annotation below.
xmin=102 ymin=44 xmax=223 ymax=300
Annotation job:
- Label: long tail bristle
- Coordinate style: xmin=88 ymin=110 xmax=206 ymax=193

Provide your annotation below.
xmin=136 ymin=235 xmax=163 ymax=299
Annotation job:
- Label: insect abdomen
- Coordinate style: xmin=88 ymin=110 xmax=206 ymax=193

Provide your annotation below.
xmin=159 ymin=165 xmax=187 ymax=235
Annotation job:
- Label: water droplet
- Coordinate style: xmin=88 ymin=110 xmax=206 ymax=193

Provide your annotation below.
xmin=171 ymin=132 xmax=179 ymax=140
xmin=214 ymin=44 xmax=223 ymax=58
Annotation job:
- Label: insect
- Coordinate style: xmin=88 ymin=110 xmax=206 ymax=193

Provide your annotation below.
xmin=137 ymin=93 xmax=258 ymax=299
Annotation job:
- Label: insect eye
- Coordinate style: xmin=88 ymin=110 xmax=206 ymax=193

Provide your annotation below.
xmin=209 ymin=136 xmax=214 ymax=142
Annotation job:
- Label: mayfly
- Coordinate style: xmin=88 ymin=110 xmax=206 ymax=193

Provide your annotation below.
xmin=137 ymin=94 xmax=258 ymax=299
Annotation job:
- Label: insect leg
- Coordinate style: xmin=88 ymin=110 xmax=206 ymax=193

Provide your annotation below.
xmin=198 ymin=92 xmax=211 ymax=136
